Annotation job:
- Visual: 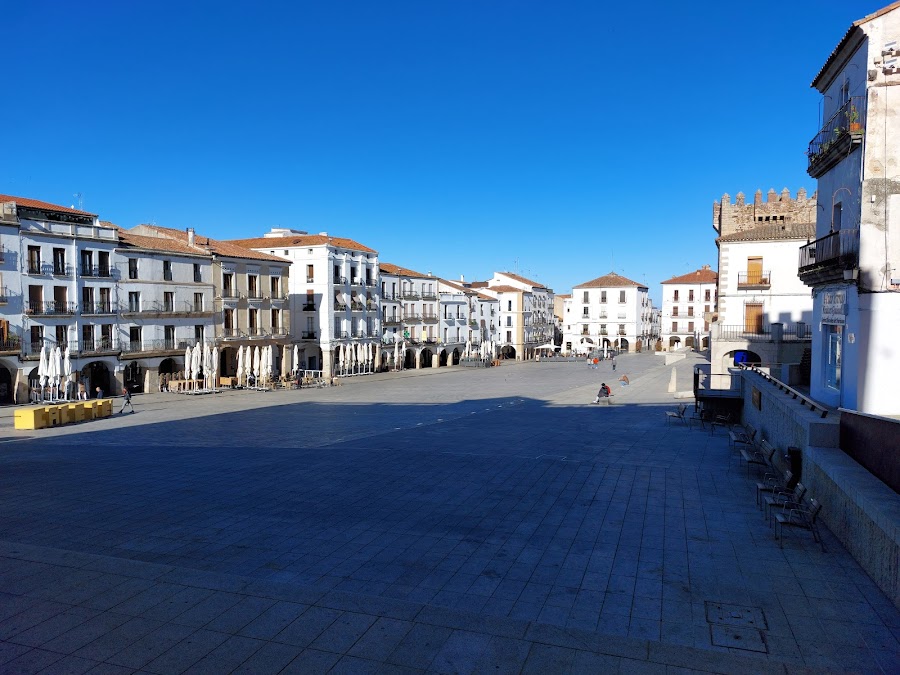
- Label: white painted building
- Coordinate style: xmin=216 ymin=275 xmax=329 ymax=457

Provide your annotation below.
xmin=801 ymin=2 xmax=900 ymax=415
xmin=660 ymin=266 xmax=718 ymax=352
xmin=230 ymin=229 xmax=378 ymax=377
xmin=475 ymin=272 xmax=554 ymax=360
xmin=709 ymin=196 xmax=815 ymax=389
xmin=378 ymin=263 xmax=442 ymax=369
xmin=562 ymin=272 xmax=650 ymax=354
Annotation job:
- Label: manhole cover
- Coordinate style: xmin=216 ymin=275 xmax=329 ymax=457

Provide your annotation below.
xmin=705 ymin=601 xmax=767 ymax=629
xmin=710 ymin=625 xmax=768 ymax=653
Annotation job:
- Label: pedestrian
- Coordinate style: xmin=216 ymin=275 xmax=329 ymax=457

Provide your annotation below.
xmin=119 ymin=387 xmax=134 ymax=414
xmin=612 ymin=357 xmax=617 ymax=371
xmin=619 ymin=374 xmax=630 ymax=386
xmin=95 ymin=386 xmax=104 ymax=399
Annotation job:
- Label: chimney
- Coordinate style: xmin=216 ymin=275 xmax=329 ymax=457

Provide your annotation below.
xmin=460 ymin=274 xmax=465 ymax=282
xmin=187 ymin=228 xmax=195 ymax=247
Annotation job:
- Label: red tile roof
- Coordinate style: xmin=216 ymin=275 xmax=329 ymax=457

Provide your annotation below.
xmin=438 ymin=278 xmax=472 ymax=294
xmin=228 ymin=234 xmax=376 ymax=254
xmin=661 ymin=268 xmax=719 ymax=285
xmin=118 ymin=228 xmax=211 ymax=256
xmin=484 ymin=285 xmax=522 ymax=293
xmin=135 ymin=225 xmax=286 ymax=263
xmin=0 ymin=193 xmax=96 ymax=216
xmin=716 ymin=222 xmax=814 ymax=243
xmin=380 ymin=262 xmax=432 ymax=279
xmin=496 ymin=271 xmax=549 ymax=290
xmin=574 ymin=272 xmax=646 ymax=289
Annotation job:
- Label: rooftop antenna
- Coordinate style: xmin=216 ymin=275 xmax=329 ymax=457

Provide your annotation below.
xmin=73 ymin=193 xmax=83 ymax=210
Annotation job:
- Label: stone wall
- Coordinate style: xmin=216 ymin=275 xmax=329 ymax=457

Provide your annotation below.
xmin=713 ymin=188 xmax=817 ymax=237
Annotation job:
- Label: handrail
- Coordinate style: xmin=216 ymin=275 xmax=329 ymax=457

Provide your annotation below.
xmin=739 ymin=364 xmax=829 ymax=418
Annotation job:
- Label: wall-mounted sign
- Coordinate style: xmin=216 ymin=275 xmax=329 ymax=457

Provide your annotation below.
xmin=822 ymin=288 xmax=847 ymax=325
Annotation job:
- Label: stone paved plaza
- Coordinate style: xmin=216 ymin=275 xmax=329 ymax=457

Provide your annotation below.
xmin=0 ymin=353 xmax=898 ymax=674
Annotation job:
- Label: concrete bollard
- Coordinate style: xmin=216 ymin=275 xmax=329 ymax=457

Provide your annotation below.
xmin=668 ymin=369 xmax=677 ymax=393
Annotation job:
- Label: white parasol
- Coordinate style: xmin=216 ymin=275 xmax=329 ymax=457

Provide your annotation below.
xmin=191 ymin=342 xmax=201 ymax=384
xmin=38 ymin=344 xmax=48 ymax=390
xmin=235 ymin=345 xmax=244 ymax=386
xmin=63 ymin=345 xmax=72 ymax=398
xmin=282 ymin=344 xmax=290 ymax=377
xmin=293 ymin=344 xmax=300 ymax=374
xmin=253 ymin=345 xmax=260 ymax=383
xmin=394 ymin=340 xmax=399 ymax=369
xmin=47 ymin=346 xmax=60 ymax=400
xmin=212 ymin=346 xmax=219 ymax=389
xmin=185 ymin=345 xmax=193 ymax=379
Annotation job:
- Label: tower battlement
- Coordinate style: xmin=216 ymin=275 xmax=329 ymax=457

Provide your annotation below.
xmin=713 ymin=187 xmax=817 ymax=236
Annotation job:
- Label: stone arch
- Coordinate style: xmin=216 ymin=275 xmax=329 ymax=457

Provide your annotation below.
xmin=617 ymin=338 xmax=629 ymax=352
xmin=685 ymin=336 xmax=695 ymax=348
xmin=80 ymin=360 xmax=113 ymax=397
xmin=123 ymin=360 xmax=146 ymax=393
xmin=727 ymin=349 xmax=761 ymax=367
xmin=420 ymin=348 xmax=434 ymax=368
xmin=668 ymin=336 xmax=681 ymax=349
xmin=439 ymin=349 xmax=448 ymax=367
xmin=451 ymin=348 xmax=460 ymax=365
xmin=701 ymin=336 xmax=710 ymax=349
xmin=500 ymin=345 xmax=516 ymax=359
xmin=0 ymin=359 xmax=15 ymax=405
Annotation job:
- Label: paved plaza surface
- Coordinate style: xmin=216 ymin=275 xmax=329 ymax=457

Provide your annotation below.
xmin=0 ymin=353 xmax=898 ymax=674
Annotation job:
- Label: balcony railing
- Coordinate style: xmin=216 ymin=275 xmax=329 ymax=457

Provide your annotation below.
xmin=384 ymin=317 xmax=401 ymax=326
xmin=79 ymin=339 xmax=117 ymax=354
xmin=307 ymin=276 xmax=315 ymax=283
xmin=301 ymin=331 xmax=317 ymax=339
xmin=0 ymin=287 xmax=8 ymax=304
xmin=422 ymin=293 xmax=437 ymax=300
xmin=807 ymin=97 xmax=866 ymax=177
xmin=334 ymin=276 xmax=347 ymax=284
xmin=82 ymin=302 xmax=115 ymax=315
xmin=335 ymin=303 xmax=347 ymax=311
xmin=716 ymin=324 xmax=811 ymax=341
xmin=403 ymin=313 xmax=421 ymax=322
xmin=798 ymin=229 xmax=859 ymax=284
xmin=302 ymin=303 xmax=316 ymax=311
xmin=400 ymin=292 xmax=420 ymax=300
xmin=26 ymin=300 xmax=76 ymax=315
xmin=0 ymin=338 xmax=21 ymax=353
xmin=350 ymin=302 xmax=365 ymax=311
xmin=737 ymin=271 xmax=771 ymax=288
xmin=246 ymin=291 xmax=264 ymax=300
xmin=422 ymin=314 xmax=439 ymax=323
xmin=123 ymin=339 xmax=188 ymax=354
xmin=222 ymin=289 xmax=239 ymax=299
xmin=80 ymin=265 xmax=114 ymax=278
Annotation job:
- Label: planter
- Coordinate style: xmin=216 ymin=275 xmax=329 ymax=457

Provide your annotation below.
xmin=850 ymin=122 xmax=862 ymax=132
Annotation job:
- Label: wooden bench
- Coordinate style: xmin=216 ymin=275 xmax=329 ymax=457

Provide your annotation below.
xmin=775 ymin=498 xmax=825 ymax=551
xmin=665 ymin=404 xmax=687 ymax=425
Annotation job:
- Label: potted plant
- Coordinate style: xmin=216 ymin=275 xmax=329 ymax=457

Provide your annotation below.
xmin=847 ymin=104 xmax=862 ymax=132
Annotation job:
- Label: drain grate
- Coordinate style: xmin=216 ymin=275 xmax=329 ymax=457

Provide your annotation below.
xmin=705 ymin=601 xmax=768 ymax=653
xmin=705 ymin=601 xmax=768 ymax=630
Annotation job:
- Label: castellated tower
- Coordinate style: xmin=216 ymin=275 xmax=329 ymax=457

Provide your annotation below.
xmin=713 ymin=188 xmax=817 ymax=237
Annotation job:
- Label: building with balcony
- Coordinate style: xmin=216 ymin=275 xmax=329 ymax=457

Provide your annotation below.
xmin=660 ymin=266 xmax=718 ymax=352
xmin=437 ymin=278 xmax=498 ymax=360
xmin=135 ymin=226 xmax=291 ymax=379
xmin=115 ymin=228 xmax=216 ymax=391
xmin=562 ymin=272 xmax=650 ymax=355
xmin=0 ymin=194 xmax=125 ymax=402
xmin=709 ymin=189 xmax=816 ymax=389
xmin=474 ymin=272 xmax=554 ymax=360
xmin=800 ymin=2 xmax=900 ymax=416
xmin=379 ymin=263 xmax=439 ymax=369
xmin=230 ymin=228 xmax=376 ymax=377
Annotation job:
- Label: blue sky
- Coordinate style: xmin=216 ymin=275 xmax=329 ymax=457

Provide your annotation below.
xmin=3 ymin=1 xmax=883 ymax=303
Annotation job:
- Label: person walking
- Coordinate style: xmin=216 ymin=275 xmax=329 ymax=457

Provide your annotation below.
xmin=95 ymin=386 xmax=104 ymax=399
xmin=119 ymin=387 xmax=134 ymax=414
xmin=612 ymin=357 xmax=617 ymax=372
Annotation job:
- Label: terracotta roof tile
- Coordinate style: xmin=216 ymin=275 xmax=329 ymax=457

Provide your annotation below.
xmin=136 ymin=225 xmax=286 ymax=263
xmin=661 ymin=268 xmax=719 ymax=285
xmin=496 ymin=271 xmax=549 ymax=290
xmin=484 ymin=285 xmax=522 ymax=293
xmin=0 ymin=193 xmax=96 ymax=216
xmin=228 ymin=234 xmax=376 ymax=254
xmin=380 ymin=262 xmax=432 ymax=278
xmin=438 ymin=278 xmax=472 ymax=294
xmin=574 ymin=272 xmax=646 ymax=289
xmin=118 ymin=229 xmax=211 ymax=256
xmin=717 ymin=222 xmax=815 ymax=243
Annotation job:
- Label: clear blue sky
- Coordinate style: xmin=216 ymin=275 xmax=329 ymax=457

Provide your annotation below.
xmin=2 ymin=1 xmax=883 ymax=304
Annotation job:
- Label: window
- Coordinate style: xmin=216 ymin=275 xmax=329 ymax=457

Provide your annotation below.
xmin=688 ymin=290 xmax=694 ymax=301
xmin=506 ymin=331 xmax=512 ymax=342
xmin=672 ymin=321 xmax=678 ymax=331
xmin=619 ymin=290 xmax=626 ymax=303
xmin=194 ymin=325 xmax=203 ymax=342
xmin=507 ymin=300 xmax=512 ymax=311
xmin=223 ymin=309 xmax=234 ymax=334
xmin=99 ymin=288 xmax=110 ymax=313
xmin=600 ymin=323 xmax=607 ymax=334
xmin=705 ymin=304 xmax=710 ymax=313
xmin=53 ymin=248 xmax=66 ymax=275
xmin=81 ymin=250 xmax=93 ymax=276
xmin=673 ymin=290 xmax=679 ymax=301
xmin=163 ymin=292 xmax=174 ymax=312
xmin=582 ymin=291 xmax=589 ymax=303
xmin=193 ymin=264 xmax=202 ymax=282
xmin=333 ymin=265 xmax=341 ymax=283
xmin=98 ymin=251 xmax=110 ymax=277
xmin=249 ymin=308 xmax=258 ymax=334
xmin=271 ymin=276 xmax=280 ymax=297
xmin=101 ymin=324 xmax=112 ymax=347
xmin=129 ymin=327 xmax=141 ymax=350
xmin=30 ymin=325 xmax=43 ymax=349
xmin=56 ymin=325 xmax=68 ymax=345
xmin=747 ymin=257 xmax=764 ymax=285
xmin=705 ymin=289 xmax=711 ymax=302
xmin=306 ymin=264 xmax=314 ymax=282
xmin=688 ymin=306 xmax=694 ymax=317
xmin=832 ymin=203 xmax=842 ymax=231
xmin=27 ymin=246 xmax=41 ymax=274
xmin=82 ymin=286 xmax=94 ymax=311
xmin=305 ymin=289 xmax=314 ymax=310
xmin=506 ymin=316 xmax=512 ymax=326
xmin=248 ymin=275 xmax=258 ymax=298
xmin=128 ymin=292 xmax=140 ymax=313
xmin=271 ymin=308 xmax=280 ymax=331
xmin=672 ymin=306 xmax=679 ymax=316
xmin=164 ymin=325 xmax=175 ymax=348
xmin=825 ymin=325 xmax=842 ymax=389
xmin=618 ymin=323 xmax=625 ymax=335
xmin=600 ymin=291 xmax=607 ymax=303
xmin=194 ymin=293 xmax=203 ymax=312
xmin=128 ymin=258 xmax=138 ymax=280
xmin=223 ymin=273 xmax=233 ymax=296
xmin=688 ymin=321 xmax=694 ymax=331
xmin=163 ymin=260 xmax=173 ymax=281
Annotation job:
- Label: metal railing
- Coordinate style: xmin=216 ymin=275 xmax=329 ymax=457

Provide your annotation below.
xmin=737 ymin=271 xmax=771 ymax=286
xmin=0 ymin=286 xmax=8 ymax=303
xmin=80 ymin=265 xmax=114 ymax=278
xmin=333 ymin=276 xmax=347 ymax=284
xmin=301 ymin=331 xmax=317 ymax=339
xmin=222 ymin=289 xmax=240 ymax=299
xmin=0 ymin=338 xmax=21 ymax=352
xmin=81 ymin=302 xmax=115 ymax=315
xmin=716 ymin=324 xmax=811 ymax=341
xmin=807 ymin=96 xmax=866 ymax=169
xmin=302 ymin=303 xmax=316 ymax=311
xmin=400 ymin=292 xmax=420 ymax=300
xmin=123 ymin=339 xmax=188 ymax=354
xmin=25 ymin=300 xmax=76 ymax=315
xmin=799 ymin=229 xmax=859 ymax=271
xmin=80 ymin=339 xmax=117 ymax=354
xmin=334 ymin=303 xmax=347 ymax=311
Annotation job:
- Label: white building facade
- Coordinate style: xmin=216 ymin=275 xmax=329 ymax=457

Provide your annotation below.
xmin=660 ymin=266 xmax=718 ymax=352
xmin=801 ymin=3 xmax=900 ymax=415
xmin=562 ymin=272 xmax=650 ymax=354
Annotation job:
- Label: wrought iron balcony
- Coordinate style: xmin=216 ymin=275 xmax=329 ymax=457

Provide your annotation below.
xmin=302 ymin=303 xmax=316 ymax=311
xmin=807 ymin=97 xmax=865 ymax=178
xmin=422 ymin=314 xmax=439 ymax=323
xmin=350 ymin=302 xmax=365 ymax=311
xmin=80 ymin=265 xmax=114 ymax=278
xmin=403 ymin=313 xmax=421 ymax=322
xmin=26 ymin=300 xmax=76 ymax=315
xmin=82 ymin=302 xmax=115 ymax=315
xmin=307 ymin=276 xmax=315 ymax=283
xmin=400 ymin=292 xmax=420 ymax=300
xmin=422 ymin=293 xmax=437 ymax=300
xmin=737 ymin=271 xmax=771 ymax=288
xmin=715 ymin=324 xmax=811 ymax=341
xmin=80 ymin=339 xmax=117 ymax=354
xmin=383 ymin=317 xmax=401 ymax=326
xmin=0 ymin=337 xmax=21 ymax=353
xmin=334 ymin=276 xmax=347 ymax=284
xmin=0 ymin=287 xmax=7 ymax=304
xmin=335 ymin=303 xmax=347 ymax=311
xmin=301 ymin=331 xmax=317 ymax=339
xmin=798 ymin=229 xmax=859 ymax=285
